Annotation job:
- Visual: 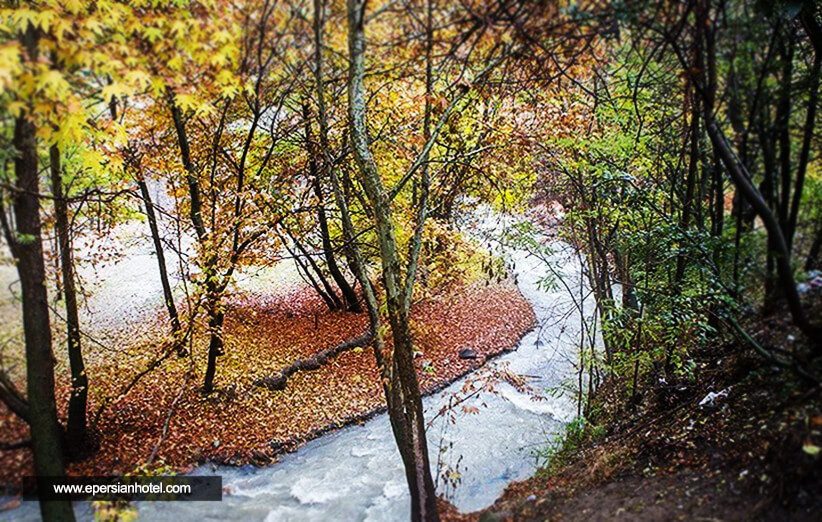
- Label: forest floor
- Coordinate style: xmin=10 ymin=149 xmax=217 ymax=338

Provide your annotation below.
xmin=440 ymin=300 xmax=822 ymax=521
xmin=0 ymin=276 xmax=535 ymax=498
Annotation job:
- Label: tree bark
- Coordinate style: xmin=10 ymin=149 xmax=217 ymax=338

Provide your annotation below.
xmin=137 ymin=176 xmax=182 ymax=341
xmin=403 ymin=0 xmax=434 ymax=307
xmin=0 ymin=368 xmax=29 ymax=422
xmin=13 ymin=111 xmax=76 ymax=521
xmin=313 ymin=0 xmax=387 ymax=365
xmin=49 ymin=145 xmax=87 ymax=456
xmin=168 ymin=98 xmax=206 ymax=241
xmin=776 ymin=32 xmax=794 ymax=238
xmin=346 ymin=1 xmax=439 ymax=519
xmin=303 ymin=101 xmax=361 ymax=312
xmin=202 ymin=292 xmax=224 ymax=394
xmin=286 ymin=225 xmax=343 ymax=310
xmin=674 ymin=93 xmax=700 ymax=288
xmin=706 ymin=120 xmax=820 ymax=347
xmin=315 ymin=7 xmax=412 ymax=511
xmin=787 ymin=54 xmax=820 ymax=249
xmin=0 ymin=194 xmax=31 ymax=423
xmin=168 ymin=96 xmax=224 ymax=391
xmin=311 ymin=4 xmax=364 ymax=312
xmin=281 ymin=231 xmax=338 ymax=310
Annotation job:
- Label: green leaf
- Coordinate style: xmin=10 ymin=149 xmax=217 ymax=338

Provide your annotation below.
xmin=15 ymin=232 xmax=36 ymax=245
xmin=802 ymin=443 xmax=820 ymax=456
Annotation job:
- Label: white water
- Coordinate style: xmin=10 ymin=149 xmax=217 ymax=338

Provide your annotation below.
xmin=136 ymin=226 xmax=593 ymax=521
xmin=3 ymin=213 xmax=595 ymax=522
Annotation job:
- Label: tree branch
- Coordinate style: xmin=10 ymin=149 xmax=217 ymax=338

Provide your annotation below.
xmin=0 ymin=367 xmax=30 ymax=424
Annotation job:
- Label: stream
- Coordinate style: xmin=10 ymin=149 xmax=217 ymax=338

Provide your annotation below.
xmin=138 ymin=217 xmax=594 ymax=521
xmin=3 ymin=213 xmax=596 ymax=521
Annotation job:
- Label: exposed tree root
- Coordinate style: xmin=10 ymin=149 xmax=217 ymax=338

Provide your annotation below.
xmin=254 ymin=331 xmax=375 ymax=391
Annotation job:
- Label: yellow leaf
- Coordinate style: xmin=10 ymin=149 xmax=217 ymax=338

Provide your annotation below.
xmin=11 ymin=9 xmax=38 ymax=32
xmin=175 ymin=93 xmax=197 ymax=113
xmin=36 ymin=69 xmax=70 ymax=98
xmin=124 ymin=70 xmax=152 ymax=91
xmin=6 ymin=101 xmax=25 ymax=117
xmin=101 ymin=82 xmax=130 ymax=101
xmin=143 ymin=27 xmax=163 ymax=43
xmin=0 ymin=44 xmax=22 ymax=89
xmin=63 ymin=0 xmax=85 ymax=15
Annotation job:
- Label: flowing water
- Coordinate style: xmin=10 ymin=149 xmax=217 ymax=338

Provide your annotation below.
xmin=137 ymin=220 xmax=595 ymax=521
xmin=3 ymin=213 xmax=596 ymax=521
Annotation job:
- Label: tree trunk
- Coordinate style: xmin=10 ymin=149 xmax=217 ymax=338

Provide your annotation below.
xmin=313 ymin=5 xmax=419 ymax=509
xmin=14 ymin=112 xmax=76 ymax=521
xmin=788 ymin=54 xmax=820 ymax=250
xmin=315 ymin=179 xmax=361 ymax=311
xmin=799 ymin=6 xmax=822 ymax=271
xmin=168 ymin=98 xmax=206 ymax=241
xmin=287 ymin=226 xmax=343 ymax=310
xmin=346 ymin=1 xmax=439 ymax=519
xmin=49 ymin=145 xmax=87 ymax=456
xmin=137 ymin=177 xmax=181 ymax=340
xmin=807 ymin=222 xmax=822 ymax=271
xmin=282 ymin=233 xmax=338 ymax=310
xmin=313 ymin=0 xmax=385 ymax=359
xmin=403 ymin=0 xmax=434 ymax=307
xmin=710 ymin=152 xmax=724 ymax=263
xmin=706 ymin=120 xmax=820 ymax=348
xmin=168 ymin=97 xmax=225 ymax=390
xmin=613 ymin=249 xmax=638 ymax=314
xmin=585 ymin=217 xmax=616 ymax=365
xmin=758 ymin=115 xmax=782 ymax=310
xmin=202 ymin=292 xmax=224 ymax=394
xmin=674 ymin=94 xmax=700 ymax=288
xmin=0 ymin=368 xmax=29 ymax=422
xmin=776 ymin=33 xmax=794 ymax=234
xmin=303 ymin=102 xmax=361 ymax=312
xmin=708 ymin=151 xmax=725 ymax=332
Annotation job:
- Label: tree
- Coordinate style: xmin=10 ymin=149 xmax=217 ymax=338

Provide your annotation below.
xmin=48 ymin=145 xmax=88 ymax=455
xmin=302 ymin=98 xmax=362 ymax=312
xmin=0 ymin=1 xmax=203 ymax=516
xmin=339 ymin=0 xmax=521 ymax=518
xmin=686 ymin=0 xmax=821 ymax=347
xmin=0 ymin=18 xmax=76 ymax=521
xmin=346 ymin=0 xmax=439 ymax=516
xmin=119 ymin=0 xmax=308 ymax=393
xmin=540 ymin=0 xmax=822 ymax=410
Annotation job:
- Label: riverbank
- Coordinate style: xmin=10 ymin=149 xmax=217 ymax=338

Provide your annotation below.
xmin=449 ymin=302 xmax=822 ymax=521
xmin=0 ymin=277 xmax=535 ymax=493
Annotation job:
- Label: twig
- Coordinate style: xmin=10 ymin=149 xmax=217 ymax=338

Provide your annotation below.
xmin=147 ymin=369 xmax=193 ymax=466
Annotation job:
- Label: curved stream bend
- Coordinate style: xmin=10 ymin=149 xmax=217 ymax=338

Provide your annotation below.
xmin=139 ymin=231 xmax=593 ymax=521
xmin=4 ymin=215 xmax=595 ymax=522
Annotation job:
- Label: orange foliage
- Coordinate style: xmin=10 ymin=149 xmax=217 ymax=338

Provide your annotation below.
xmin=0 ymin=279 xmax=533 ymax=487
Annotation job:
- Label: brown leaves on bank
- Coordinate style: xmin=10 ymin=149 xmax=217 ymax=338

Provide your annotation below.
xmin=0 ymin=279 xmax=533 ymax=487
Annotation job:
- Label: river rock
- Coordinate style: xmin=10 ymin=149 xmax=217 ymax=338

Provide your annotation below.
xmin=459 ymin=348 xmax=478 ymax=360
xmin=239 ymin=464 xmax=256 ymax=475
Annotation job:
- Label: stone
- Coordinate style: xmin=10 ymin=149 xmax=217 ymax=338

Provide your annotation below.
xmin=459 ymin=348 xmax=478 ymax=360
